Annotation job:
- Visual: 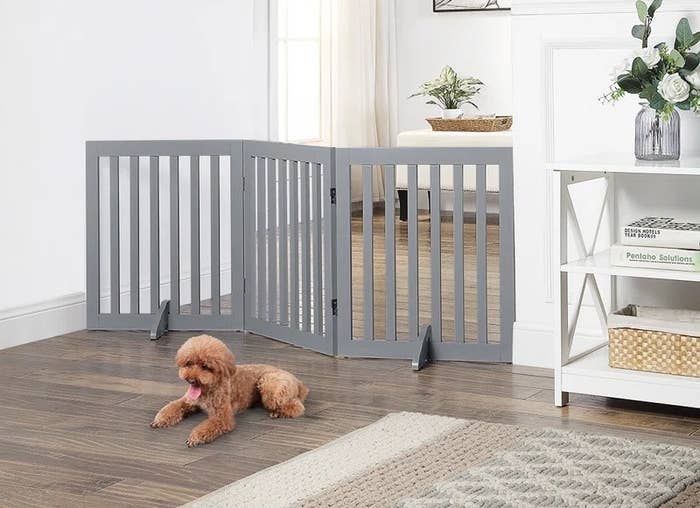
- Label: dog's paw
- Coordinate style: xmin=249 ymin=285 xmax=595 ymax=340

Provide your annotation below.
xmin=186 ymin=434 xmax=205 ymax=448
xmin=150 ymin=416 xmax=173 ymax=428
xmin=268 ymin=412 xmax=280 ymax=419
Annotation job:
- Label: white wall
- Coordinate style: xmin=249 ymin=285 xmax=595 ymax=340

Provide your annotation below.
xmin=0 ymin=0 xmax=269 ymax=347
xmin=511 ymin=0 xmax=700 ymax=367
xmin=395 ymin=0 xmax=512 ymax=132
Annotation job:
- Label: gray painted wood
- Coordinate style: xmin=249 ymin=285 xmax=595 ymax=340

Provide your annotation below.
xmin=335 ymin=153 xmax=353 ymax=350
xmin=384 ymin=165 xmax=396 ymax=341
xmin=408 ymin=164 xmax=419 ymax=339
xmin=279 ymin=160 xmax=289 ymax=326
xmin=129 ymin=156 xmax=140 ymax=314
xmin=323 ymin=153 xmax=337 ymax=352
xmin=312 ymin=162 xmax=323 ymax=336
xmin=85 ymin=145 xmax=100 ymax=328
xmin=476 ymin=164 xmax=487 ymax=344
xmin=362 ymin=164 xmax=374 ymax=341
xmin=190 ymin=156 xmax=200 ymax=315
xmin=149 ymin=156 xmax=160 ymax=313
xmin=267 ymin=159 xmax=278 ymax=323
xmin=109 ymin=156 xmax=120 ymax=315
xmin=289 ymin=160 xmax=299 ymax=330
xmin=301 ymin=162 xmax=311 ymax=332
xmin=453 ymin=164 xmax=465 ymax=343
xmin=498 ymin=155 xmax=515 ymax=362
xmin=169 ymin=156 xmax=180 ymax=313
xmin=256 ymin=157 xmax=266 ymax=320
xmin=210 ymin=155 xmax=221 ymax=315
xmin=430 ymin=164 xmax=441 ymax=343
xmin=231 ymin=141 xmax=245 ymax=329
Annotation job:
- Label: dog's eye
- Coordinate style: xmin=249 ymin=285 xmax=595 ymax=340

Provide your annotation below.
xmin=201 ymin=364 xmax=211 ymax=371
xmin=185 ymin=361 xmax=193 ymax=367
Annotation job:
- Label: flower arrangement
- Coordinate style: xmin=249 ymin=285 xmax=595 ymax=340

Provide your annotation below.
xmin=602 ymin=0 xmax=700 ymax=117
xmin=410 ymin=66 xmax=483 ymax=114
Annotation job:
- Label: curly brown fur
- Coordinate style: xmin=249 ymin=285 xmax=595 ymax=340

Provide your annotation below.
xmin=151 ymin=335 xmax=309 ymax=447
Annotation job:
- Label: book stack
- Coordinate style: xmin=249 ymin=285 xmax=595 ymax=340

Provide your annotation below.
xmin=610 ymin=217 xmax=700 ymax=272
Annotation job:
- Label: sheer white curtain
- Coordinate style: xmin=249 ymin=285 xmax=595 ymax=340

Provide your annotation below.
xmin=330 ymin=0 xmax=397 ymax=200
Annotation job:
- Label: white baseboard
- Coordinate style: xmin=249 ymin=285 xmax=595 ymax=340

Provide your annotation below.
xmin=0 ymin=267 xmax=233 ymax=351
xmin=513 ymin=320 xmax=606 ymax=369
xmin=0 ymin=293 xmax=86 ymax=350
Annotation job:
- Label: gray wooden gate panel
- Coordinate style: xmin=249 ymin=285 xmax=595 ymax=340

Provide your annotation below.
xmin=86 ymin=140 xmax=513 ymax=363
xmin=334 ymin=147 xmax=514 ymax=363
xmin=242 ymin=141 xmax=335 ymax=355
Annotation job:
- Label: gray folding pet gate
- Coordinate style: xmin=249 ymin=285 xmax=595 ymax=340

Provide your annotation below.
xmin=86 ymin=140 xmax=513 ymax=366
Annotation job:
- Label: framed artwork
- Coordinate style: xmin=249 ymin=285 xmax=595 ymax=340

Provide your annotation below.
xmin=433 ymin=0 xmax=511 ymax=12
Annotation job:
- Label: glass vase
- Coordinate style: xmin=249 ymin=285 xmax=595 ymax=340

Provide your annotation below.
xmin=634 ymin=103 xmax=680 ymax=161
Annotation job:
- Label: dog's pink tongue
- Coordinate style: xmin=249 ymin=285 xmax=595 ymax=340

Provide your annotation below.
xmin=186 ymin=384 xmax=202 ymax=401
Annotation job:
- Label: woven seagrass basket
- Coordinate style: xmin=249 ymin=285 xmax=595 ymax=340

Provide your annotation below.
xmin=608 ymin=305 xmax=700 ymax=377
xmin=426 ymin=116 xmax=513 ymax=132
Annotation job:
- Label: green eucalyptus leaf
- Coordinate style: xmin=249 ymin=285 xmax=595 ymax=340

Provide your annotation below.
xmin=676 ymin=18 xmax=693 ymax=50
xmin=631 ymin=57 xmax=649 ymax=78
xmin=684 ymin=53 xmax=700 ymax=71
xmin=677 ymin=98 xmax=692 ymax=110
xmin=617 ymin=74 xmax=643 ymax=94
xmin=636 ymin=1 xmax=648 ymax=22
xmin=649 ymin=92 xmax=667 ymax=111
xmin=648 ymin=0 xmax=663 ymax=17
xmin=692 ymin=32 xmax=700 ymax=48
xmin=639 ymin=84 xmax=656 ymax=101
xmin=632 ymin=24 xmax=646 ymax=40
xmin=670 ymin=49 xmax=686 ymax=68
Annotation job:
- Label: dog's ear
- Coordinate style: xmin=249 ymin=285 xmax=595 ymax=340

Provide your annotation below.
xmin=214 ymin=348 xmax=237 ymax=378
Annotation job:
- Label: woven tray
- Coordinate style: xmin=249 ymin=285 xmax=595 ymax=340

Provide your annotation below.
xmin=426 ymin=116 xmax=513 ymax=132
xmin=608 ymin=305 xmax=700 ymax=377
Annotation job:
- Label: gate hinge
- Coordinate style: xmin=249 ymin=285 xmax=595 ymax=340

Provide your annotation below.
xmin=330 ymin=187 xmax=336 ymax=205
xmin=243 ymin=277 xmax=246 ymax=294
xmin=331 ymin=299 xmax=338 ymax=316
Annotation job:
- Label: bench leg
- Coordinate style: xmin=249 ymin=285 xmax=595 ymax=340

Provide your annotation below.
xmin=398 ymin=190 xmax=408 ymax=222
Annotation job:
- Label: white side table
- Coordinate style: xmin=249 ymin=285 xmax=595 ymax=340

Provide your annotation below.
xmin=396 ymin=129 xmax=513 ymax=220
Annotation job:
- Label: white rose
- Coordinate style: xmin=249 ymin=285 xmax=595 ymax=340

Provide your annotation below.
xmin=686 ymin=68 xmax=700 ymax=89
xmin=658 ymin=73 xmax=691 ymax=103
xmin=632 ymin=47 xmax=661 ymax=69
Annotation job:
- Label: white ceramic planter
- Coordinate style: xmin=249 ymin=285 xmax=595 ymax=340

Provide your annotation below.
xmin=441 ymin=108 xmax=463 ymax=119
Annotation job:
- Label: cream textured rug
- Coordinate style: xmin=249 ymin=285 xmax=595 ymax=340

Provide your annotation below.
xmin=184 ymin=412 xmax=700 ymax=508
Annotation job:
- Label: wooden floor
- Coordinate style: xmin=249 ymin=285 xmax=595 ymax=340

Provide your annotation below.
xmin=1 ymin=330 xmax=698 ymax=507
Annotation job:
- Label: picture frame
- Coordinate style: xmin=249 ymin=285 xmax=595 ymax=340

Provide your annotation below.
xmin=433 ymin=0 xmax=511 ymax=12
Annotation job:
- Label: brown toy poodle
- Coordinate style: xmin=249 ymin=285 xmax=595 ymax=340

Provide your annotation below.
xmin=151 ymin=334 xmax=309 ymax=447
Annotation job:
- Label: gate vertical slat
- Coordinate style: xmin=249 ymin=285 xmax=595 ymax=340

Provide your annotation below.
xmin=231 ymin=141 xmax=245 ymax=327
xmin=279 ymin=160 xmax=289 ymax=326
xmin=169 ymin=156 xmax=180 ymax=313
xmin=256 ymin=157 xmax=267 ymax=319
xmin=109 ymin=156 xmax=120 ymax=315
xmin=454 ymin=164 xmax=465 ymax=343
xmin=362 ymin=164 xmax=374 ymax=340
xmin=210 ymin=155 xmax=221 ymax=315
xmin=149 ymin=156 xmax=160 ymax=312
xmin=130 ymin=156 xmax=140 ymax=314
xmin=86 ymin=146 xmax=99 ymax=327
xmin=300 ymin=162 xmax=312 ymax=332
xmin=244 ymin=151 xmax=256 ymax=324
xmin=407 ymin=164 xmax=419 ymax=339
xmin=499 ymin=156 xmax=515 ymax=361
xmin=268 ymin=159 xmax=278 ymax=323
xmin=312 ymin=162 xmax=323 ymax=335
xmin=384 ymin=165 xmax=396 ymax=341
xmin=336 ymin=158 xmax=352 ymax=345
xmin=190 ymin=156 xmax=200 ymax=315
xmin=476 ymin=164 xmax=488 ymax=343
xmin=429 ymin=164 xmax=441 ymax=342
xmin=323 ymin=151 xmax=337 ymax=348
xmin=289 ymin=160 xmax=299 ymax=329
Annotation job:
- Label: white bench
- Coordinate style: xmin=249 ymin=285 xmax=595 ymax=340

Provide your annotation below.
xmin=396 ymin=129 xmax=513 ymax=220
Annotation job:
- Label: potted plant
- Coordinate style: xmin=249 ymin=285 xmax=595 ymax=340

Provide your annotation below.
xmin=601 ymin=0 xmax=700 ymax=160
xmin=410 ymin=66 xmax=483 ymax=119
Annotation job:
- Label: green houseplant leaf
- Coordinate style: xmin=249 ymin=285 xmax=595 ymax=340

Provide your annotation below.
xmin=648 ymin=0 xmax=663 ymax=17
xmin=617 ymin=74 xmax=643 ymax=94
xmin=631 ymin=57 xmax=649 ymax=78
xmin=632 ymin=24 xmax=646 ymax=41
xmin=683 ymin=53 xmax=700 ymax=71
xmin=676 ymin=18 xmax=693 ymax=50
xmin=636 ymin=1 xmax=648 ymax=23
xmin=669 ymin=49 xmax=686 ymax=68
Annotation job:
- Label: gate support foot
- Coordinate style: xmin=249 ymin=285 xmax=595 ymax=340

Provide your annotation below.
xmin=150 ymin=301 xmax=170 ymax=341
xmin=412 ymin=325 xmax=431 ymax=371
